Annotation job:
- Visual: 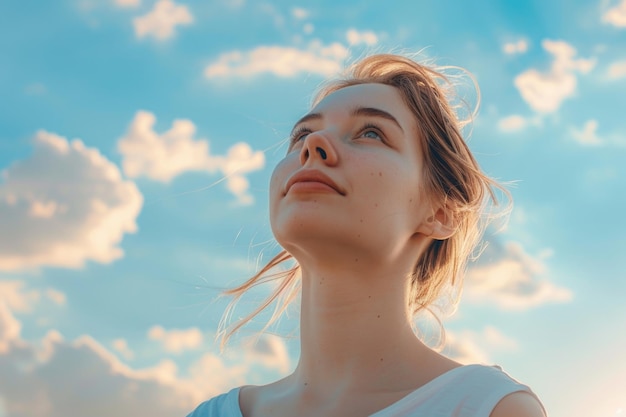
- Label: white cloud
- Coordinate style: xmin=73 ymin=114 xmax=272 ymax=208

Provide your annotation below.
xmin=258 ymin=3 xmax=285 ymax=28
xmin=465 ymin=241 xmax=573 ymax=310
xmin=608 ymin=60 xmax=626 ymax=79
xmin=243 ymin=334 xmax=290 ymax=374
xmin=0 ymin=330 xmax=199 ymax=416
xmin=442 ymin=330 xmax=488 ymax=364
xmin=112 ymin=338 xmax=135 ymax=360
xmin=303 ymin=23 xmax=314 ymax=34
xmin=0 ymin=302 xmax=21 ymax=353
xmin=204 ymin=40 xmax=349 ymax=79
xmin=0 ymin=299 xmax=291 ymax=417
xmin=148 ymin=325 xmax=203 ymax=354
xmin=497 ymin=115 xmax=528 ymax=132
xmin=46 ymin=288 xmax=67 ymax=306
xmin=0 ymin=130 xmax=143 ymax=272
xmin=0 ymin=281 xmax=66 ymax=317
xmin=346 ymin=28 xmax=378 ymax=46
xmin=0 ymin=284 xmax=293 ymax=414
xmin=571 ymin=119 xmax=603 ymax=146
xmin=514 ymin=39 xmax=596 ymax=113
xmin=291 ymin=7 xmax=309 ymax=20
xmin=188 ymin=334 xmax=292 ymax=395
xmin=117 ymin=110 xmax=264 ymax=205
xmin=497 ymin=114 xmax=542 ymax=133
xmin=443 ymin=326 xmax=517 ymax=365
xmin=133 ymin=0 xmax=193 ymax=40
xmin=503 ymin=39 xmax=528 ymax=55
xmin=0 ymin=281 xmax=41 ymax=313
xmin=114 ymin=0 xmax=140 ymax=8
xmin=603 ymin=0 xmax=626 ymax=27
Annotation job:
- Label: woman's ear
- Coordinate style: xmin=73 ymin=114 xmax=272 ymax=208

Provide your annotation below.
xmin=417 ymin=206 xmax=457 ymax=240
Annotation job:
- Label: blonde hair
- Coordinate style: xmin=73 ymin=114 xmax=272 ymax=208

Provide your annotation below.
xmin=219 ymin=54 xmax=509 ymax=347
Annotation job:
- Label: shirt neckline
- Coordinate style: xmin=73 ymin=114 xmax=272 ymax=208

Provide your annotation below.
xmin=234 ymin=364 xmax=484 ymax=417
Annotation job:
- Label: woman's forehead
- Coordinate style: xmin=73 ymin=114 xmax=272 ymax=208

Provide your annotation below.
xmin=308 ymin=83 xmax=417 ymax=135
xmin=313 ymin=83 xmax=405 ymax=112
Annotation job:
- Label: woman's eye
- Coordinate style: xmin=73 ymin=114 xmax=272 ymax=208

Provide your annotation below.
xmin=361 ymin=129 xmax=383 ymax=141
xmin=363 ymin=130 xmax=380 ymax=139
xmin=290 ymin=128 xmax=311 ymax=144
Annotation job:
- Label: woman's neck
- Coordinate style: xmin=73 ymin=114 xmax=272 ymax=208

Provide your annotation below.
xmin=290 ymin=260 xmax=436 ymax=399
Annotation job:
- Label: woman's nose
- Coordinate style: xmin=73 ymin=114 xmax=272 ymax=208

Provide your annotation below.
xmin=299 ymin=131 xmax=338 ymax=166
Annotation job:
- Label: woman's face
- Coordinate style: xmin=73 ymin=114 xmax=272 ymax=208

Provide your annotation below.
xmin=270 ymin=83 xmax=433 ymax=266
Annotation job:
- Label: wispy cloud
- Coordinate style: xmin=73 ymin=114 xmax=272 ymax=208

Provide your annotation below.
xmin=204 ymin=28 xmax=382 ymax=80
xmin=0 ymin=302 xmax=21 ymax=354
xmin=442 ymin=329 xmax=489 ymax=364
xmin=465 ymin=241 xmax=573 ymax=310
xmin=603 ymin=0 xmax=626 ymax=27
xmin=0 ymin=281 xmax=41 ymax=313
xmin=117 ymin=110 xmax=265 ymax=205
xmin=112 ymin=338 xmax=135 ymax=360
xmin=291 ymin=7 xmax=309 ymax=20
xmin=571 ymin=119 xmax=603 ymax=146
xmin=608 ymin=60 xmax=626 ymax=79
xmin=46 ymin=288 xmax=66 ymax=306
xmin=114 ymin=0 xmax=141 ymax=8
xmin=497 ymin=114 xmax=541 ymax=133
xmin=503 ymin=39 xmax=528 ymax=55
xmin=133 ymin=0 xmax=192 ymax=40
xmin=148 ymin=325 xmax=204 ymax=354
xmin=243 ymin=334 xmax=291 ymax=374
xmin=0 ymin=130 xmax=143 ymax=272
xmin=443 ymin=326 xmax=518 ymax=365
xmin=346 ymin=28 xmax=378 ymax=46
xmin=514 ymin=39 xmax=595 ymax=113
xmin=204 ymin=40 xmax=349 ymax=79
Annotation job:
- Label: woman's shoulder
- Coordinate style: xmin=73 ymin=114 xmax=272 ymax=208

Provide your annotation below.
xmin=490 ymin=391 xmax=547 ymax=417
xmin=186 ymin=387 xmax=243 ymax=417
xmin=373 ymin=364 xmax=546 ymax=417
xmin=436 ymin=364 xmax=546 ymax=416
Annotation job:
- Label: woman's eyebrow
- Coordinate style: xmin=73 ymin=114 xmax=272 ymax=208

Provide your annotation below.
xmin=291 ymin=107 xmax=404 ymax=133
xmin=292 ymin=113 xmax=322 ymax=131
xmin=352 ymin=107 xmax=404 ymax=133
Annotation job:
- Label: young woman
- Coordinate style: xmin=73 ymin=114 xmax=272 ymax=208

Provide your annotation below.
xmin=187 ymin=54 xmax=547 ymax=417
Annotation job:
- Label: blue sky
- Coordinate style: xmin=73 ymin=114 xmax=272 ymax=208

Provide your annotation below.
xmin=1 ymin=0 xmax=625 ymax=416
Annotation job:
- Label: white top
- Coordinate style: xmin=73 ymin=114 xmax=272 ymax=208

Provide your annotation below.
xmin=186 ymin=364 xmax=545 ymax=417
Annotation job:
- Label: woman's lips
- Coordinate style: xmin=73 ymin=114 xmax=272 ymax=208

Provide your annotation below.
xmin=285 ymin=169 xmax=345 ymax=195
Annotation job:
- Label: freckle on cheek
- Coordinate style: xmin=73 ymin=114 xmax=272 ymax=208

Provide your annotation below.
xmin=378 ymin=172 xmax=382 ymax=177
